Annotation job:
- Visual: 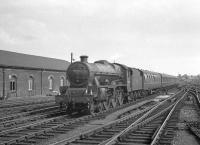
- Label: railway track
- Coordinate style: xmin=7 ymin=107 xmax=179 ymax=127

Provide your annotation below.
xmin=48 ymin=90 xmax=184 ymax=145
xmin=188 ymin=122 xmax=200 ymax=139
xmin=0 ymin=106 xmax=61 ymax=132
xmin=0 ymin=101 xmax=56 ymax=117
xmin=148 ymin=98 xmax=183 ymax=145
xmin=0 ymin=105 xmax=59 ymax=123
xmin=0 ymin=97 xmax=54 ymax=109
xmin=105 ymin=88 xmax=199 ymax=145
xmin=0 ymin=95 xmax=157 ymax=130
xmin=117 ymin=101 xmax=156 ymax=119
xmin=151 ymin=87 xmax=200 ymax=145
xmin=101 ymin=91 xmax=185 ymax=145
xmin=0 ymin=91 xmax=168 ymax=145
xmin=185 ymin=88 xmax=200 ymax=143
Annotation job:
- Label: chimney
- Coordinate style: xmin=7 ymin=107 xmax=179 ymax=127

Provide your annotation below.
xmin=80 ymin=55 xmax=88 ymax=63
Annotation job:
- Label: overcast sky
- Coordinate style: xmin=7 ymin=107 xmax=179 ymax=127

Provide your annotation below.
xmin=0 ymin=0 xmax=200 ymax=76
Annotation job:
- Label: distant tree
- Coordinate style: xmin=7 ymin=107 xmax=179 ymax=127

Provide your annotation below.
xmin=182 ymin=74 xmax=188 ymax=79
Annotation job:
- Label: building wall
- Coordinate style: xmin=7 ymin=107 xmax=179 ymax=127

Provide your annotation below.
xmin=4 ymin=68 xmax=41 ymax=97
xmin=42 ymin=70 xmax=66 ymax=96
xmin=0 ymin=68 xmax=67 ymax=98
xmin=0 ymin=68 xmax=3 ymax=98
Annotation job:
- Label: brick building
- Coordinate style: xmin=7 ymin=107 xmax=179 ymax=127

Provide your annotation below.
xmin=0 ymin=50 xmax=70 ymax=99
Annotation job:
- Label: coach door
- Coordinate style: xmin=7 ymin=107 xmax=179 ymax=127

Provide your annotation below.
xmin=127 ymin=68 xmax=132 ymax=92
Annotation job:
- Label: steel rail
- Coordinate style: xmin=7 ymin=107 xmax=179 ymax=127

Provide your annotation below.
xmin=0 ymin=107 xmax=60 ymax=132
xmin=0 ymin=99 xmax=54 ymax=109
xmin=0 ymin=105 xmax=59 ymax=123
xmin=0 ymin=114 xmax=71 ymax=136
xmin=49 ymin=104 xmax=156 ymax=145
xmin=100 ymin=104 xmax=173 ymax=145
xmin=0 ymin=93 xmax=159 ymax=145
xmin=186 ymin=87 xmax=200 ymax=141
xmin=150 ymin=91 xmax=187 ymax=145
xmin=101 ymin=90 xmax=184 ymax=145
xmin=50 ymin=89 xmax=183 ymax=145
xmin=195 ymin=87 xmax=200 ymax=105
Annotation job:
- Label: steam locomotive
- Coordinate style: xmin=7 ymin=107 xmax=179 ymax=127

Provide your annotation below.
xmin=55 ymin=55 xmax=178 ymax=114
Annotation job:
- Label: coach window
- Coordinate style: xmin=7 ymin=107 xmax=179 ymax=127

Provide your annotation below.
xmin=145 ymin=74 xmax=148 ymax=80
xmin=49 ymin=76 xmax=54 ymax=90
xmin=10 ymin=75 xmax=17 ymax=91
xmin=144 ymin=74 xmax=146 ymax=79
xmin=28 ymin=76 xmax=34 ymax=91
xmin=60 ymin=76 xmax=65 ymax=86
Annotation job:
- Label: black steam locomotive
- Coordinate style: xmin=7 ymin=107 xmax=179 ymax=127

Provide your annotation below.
xmin=55 ymin=56 xmax=178 ymax=114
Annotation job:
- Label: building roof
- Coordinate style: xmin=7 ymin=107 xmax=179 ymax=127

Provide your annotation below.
xmin=0 ymin=50 xmax=70 ymax=71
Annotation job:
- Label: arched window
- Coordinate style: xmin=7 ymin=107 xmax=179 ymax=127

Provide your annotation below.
xmin=10 ymin=75 xmax=17 ymax=91
xmin=28 ymin=76 xmax=34 ymax=91
xmin=60 ymin=76 xmax=65 ymax=86
xmin=49 ymin=76 xmax=54 ymax=90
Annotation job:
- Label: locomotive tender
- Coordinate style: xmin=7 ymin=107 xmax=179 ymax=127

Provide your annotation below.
xmin=55 ymin=55 xmax=177 ymax=114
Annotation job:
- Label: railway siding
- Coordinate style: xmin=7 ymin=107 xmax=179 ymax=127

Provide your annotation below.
xmin=104 ymin=91 xmax=186 ymax=145
xmin=48 ymin=90 xmax=183 ymax=145
xmin=164 ymin=87 xmax=200 ymax=145
xmin=150 ymin=92 xmax=186 ymax=145
xmin=0 ymin=93 xmax=162 ymax=145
